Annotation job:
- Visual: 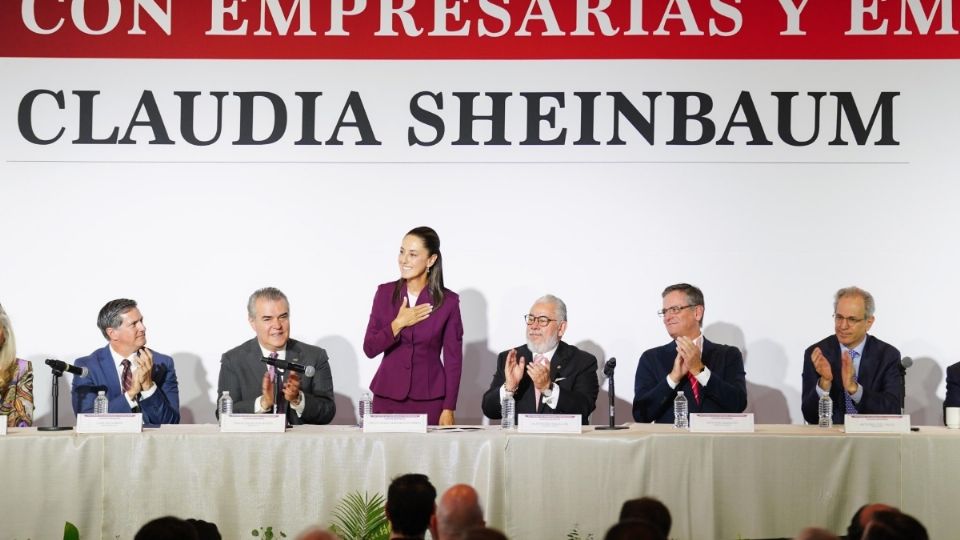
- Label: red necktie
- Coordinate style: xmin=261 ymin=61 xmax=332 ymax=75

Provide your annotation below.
xmin=687 ymin=372 xmax=701 ymax=405
xmin=121 ymin=359 xmax=133 ymax=394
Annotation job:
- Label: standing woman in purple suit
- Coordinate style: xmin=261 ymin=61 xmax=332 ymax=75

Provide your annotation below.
xmin=0 ymin=305 xmax=33 ymax=427
xmin=363 ymin=226 xmax=463 ymax=426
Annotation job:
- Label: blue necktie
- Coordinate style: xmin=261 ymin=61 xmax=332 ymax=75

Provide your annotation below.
xmin=844 ymin=350 xmax=859 ymax=414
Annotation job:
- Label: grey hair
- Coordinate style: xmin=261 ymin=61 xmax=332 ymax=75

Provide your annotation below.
xmin=97 ymin=299 xmax=138 ymax=340
xmin=0 ymin=306 xmax=18 ymax=380
xmin=533 ymin=294 xmax=567 ymax=322
xmin=661 ymin=283 xmax=705 ymax=327
xmin=247 ymin=287 xmax=289 ymax=319
xmin=834 ymin=286 xmax=876 ymax=318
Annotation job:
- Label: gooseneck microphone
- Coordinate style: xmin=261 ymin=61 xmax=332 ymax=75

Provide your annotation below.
xmin=261 ymin=356 xmax=316 ymax=377
xmin=44 ymin=359 xmax=89 ymax=378
xmin=596 ymin=357 xmax=628 ymax=430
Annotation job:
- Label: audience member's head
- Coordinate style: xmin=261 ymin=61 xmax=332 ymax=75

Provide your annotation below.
xmin=295 ymin=527 xmax=338 ymax=540
xmin=604 ymin=519 xmax=666 ymax=540
xmin=861 ymin=510 xmax=928 ymax=540
xmin=435 ymin=484 xmax=485 ymax=540
xmin=134 ymin=516 xmax=200 ymax=540
xmin=618 ymin=497 xmax=672 ymax=537
xmin=461 ymin=527 xmax=508 ymax=540
xmin=794 ymin=527 xmax=840 ymax=540
xmin=386 ymin=473 xmax=437 ymax=538
xmin=847 ymin=503 xmax=898 ymax=540
xmin=185 ymin=519 xmax=221 ymax=540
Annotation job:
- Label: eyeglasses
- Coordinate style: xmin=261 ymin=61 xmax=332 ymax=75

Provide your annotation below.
xmin=833 ymin=314 xmax=867 ymax=325
xmin=525 ymin=314 xmax=558 ymax=327
xmin=658 ymin=305 xmax=697 ymax=318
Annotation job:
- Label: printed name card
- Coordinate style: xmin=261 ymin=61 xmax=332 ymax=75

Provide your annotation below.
xmin=689 ymin=413 xmax=756 ymax=433
xmin=518 ymin=414 xmax=582 ymax=434
xmin=76 ymin=413 xmax=143 ymax=434
xmin=363 ymin=414 xmax=428 ymax=433
xmin=844 ymin=414 xmax=911 ymax=433
xmin=0 ymin=416 xmax=7 ymax=435
xmin=220 ymin=414 xmax=286 ymax=433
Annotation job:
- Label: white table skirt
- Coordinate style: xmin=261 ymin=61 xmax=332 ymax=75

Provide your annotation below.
xmin=2 ymin=424 xmax=957 ymax=539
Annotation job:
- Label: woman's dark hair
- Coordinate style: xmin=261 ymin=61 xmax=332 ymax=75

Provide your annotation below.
xmin=393 ymin=226 xmax=446 ymax=309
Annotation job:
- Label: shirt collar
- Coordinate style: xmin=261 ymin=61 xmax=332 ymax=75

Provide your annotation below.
xmin=841 ymin=336 xmax=867 ymax=357
xmin=259 ymin=343 xmax=286 ymax=360
xmin=108 ymin=345 xmax=138 ymax=369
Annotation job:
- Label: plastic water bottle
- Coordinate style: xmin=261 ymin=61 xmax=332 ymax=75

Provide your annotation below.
xmin=358 ymin=392 xmax=373 ymax=428
xmin=818 ymin=393 xmax=833 ymax=428
xmin=93 ymin=390 xmax=108 ymax=414
xmin=217 ymin=391 xmax=233 ymax=423
xmin=501 ymin=395 xmax=515 ymax=429
xmin=673 ymin=391 xmax=688 ymax=429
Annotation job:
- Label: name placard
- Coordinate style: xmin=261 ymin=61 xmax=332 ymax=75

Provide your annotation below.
xmin=220 ymin=414 xmax=286 ymax=433
xmin=690 ymin=413 xmax=755 ymax=433
xmin=76 ymin=413 xmax=143 ymax=434
xmin=844 ymin=414 xmax=911 ymax=433
xmin=0 ymin=416 xmax=7 ymax=435
xmin=363 ymin=414 xmax=428 ymax=433
xmin=518 ymin=414 xmax=582 ymax=434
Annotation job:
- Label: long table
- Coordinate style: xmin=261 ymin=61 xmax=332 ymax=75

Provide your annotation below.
xmin=1 ymin=424 xmax=957 ymax=539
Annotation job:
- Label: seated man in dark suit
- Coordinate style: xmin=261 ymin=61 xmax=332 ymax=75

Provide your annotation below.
xmin=217 ymin=287 xmax=335 ymax=424
xmin=72 ymin=298 xmax=180 ymax=424
xmin=481 ymin=294 xmax=599 ymax=425
xmin=633 ymin=283 xmax=747 ymax=423
xmin=802 ymin=286 xmax=902 ymax=425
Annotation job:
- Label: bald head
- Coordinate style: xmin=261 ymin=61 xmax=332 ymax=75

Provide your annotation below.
xmin=794 ymin=527 xmax=839 ymax=540
xmin=295 ymin=527 xmax=337 ymax=540
xmin=435 ymin=484 xmax=485 ymax=540
xmin=848 ymin=503 xmax=898 ymax=540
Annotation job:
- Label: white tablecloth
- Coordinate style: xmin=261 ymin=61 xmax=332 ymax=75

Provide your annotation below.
xmin=1 ymin=424 xmax=957 ymax=539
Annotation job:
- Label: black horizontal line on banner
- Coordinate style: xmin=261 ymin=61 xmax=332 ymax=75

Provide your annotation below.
xmin=7 ymin=160 xmax=911 ymax=165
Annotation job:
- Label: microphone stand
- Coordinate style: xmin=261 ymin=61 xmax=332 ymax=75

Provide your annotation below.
xmin=273 ymin=368 xmax=292 ymax=428
xmin=596 ymin=361 xmax=627 ymax=431
xmin=900 ymin=365 xmax=907 ymax=415
xmin=38 ymin=367 xmax=72 ymax=431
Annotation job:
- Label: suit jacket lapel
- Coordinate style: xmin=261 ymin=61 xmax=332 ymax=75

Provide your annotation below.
xmin=98 ymin=345 xmax=122 ymax=397
xmin=701 ymin=338 xmax=714 ymax=370
xmin=858 ymin=335 xmax=876 ymax=387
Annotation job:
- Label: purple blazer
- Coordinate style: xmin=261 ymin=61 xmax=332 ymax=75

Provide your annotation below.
xmin=363 ymin=281 xmax=463 ymax=410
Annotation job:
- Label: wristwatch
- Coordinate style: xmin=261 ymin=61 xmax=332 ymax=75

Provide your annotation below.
xmin=540 ymin=384 xmax=554 ymax=398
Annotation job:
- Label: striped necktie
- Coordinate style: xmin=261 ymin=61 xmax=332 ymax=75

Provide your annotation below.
xmin=844 ymin=350 xmax=859 ymax=414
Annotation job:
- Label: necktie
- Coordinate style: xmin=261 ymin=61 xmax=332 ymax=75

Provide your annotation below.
xmin=533 ymin=354 xmax=549 ymax=408
xmin=120 ymin=359 xmax=133 ymax=394
xmin=687 ymin=372 xmax=702 ymax=406
xmin=845 ymin=350 xmax=859 ymax=414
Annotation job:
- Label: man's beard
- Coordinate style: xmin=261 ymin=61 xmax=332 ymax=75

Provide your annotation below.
xmin=527 ymin=333 xmax=559 ymax=355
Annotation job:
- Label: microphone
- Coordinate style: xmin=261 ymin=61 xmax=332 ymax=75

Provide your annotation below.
xmin=44 ymin=359 xmax=89 ymax=378
xmin=596 ymin=357 xmax=626 ymax=430
xmin=262 ymin=356 xmax=315 ymax=377
xmin=602 ymin=357 xmax=617 ymax=377
xmin=899 ymin=356 xmax=913 ymax=413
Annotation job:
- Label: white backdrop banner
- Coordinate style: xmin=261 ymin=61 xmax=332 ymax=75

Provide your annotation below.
xmin=2 ymin=1 xmax=958 ymax=427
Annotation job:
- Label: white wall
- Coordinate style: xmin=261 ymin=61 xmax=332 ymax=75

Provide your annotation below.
xmin=2 ymin=59 xmax=956 ymax=425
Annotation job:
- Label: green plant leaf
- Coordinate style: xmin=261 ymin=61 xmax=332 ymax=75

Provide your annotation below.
xmin=63 ymin=522 xmax=80 ymax=540
xmin=329 ymin=491 xmax=389 ymax=540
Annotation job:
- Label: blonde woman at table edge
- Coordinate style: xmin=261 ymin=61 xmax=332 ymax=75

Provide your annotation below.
xmin=0 ymin=305 xmax=33 ymax=427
